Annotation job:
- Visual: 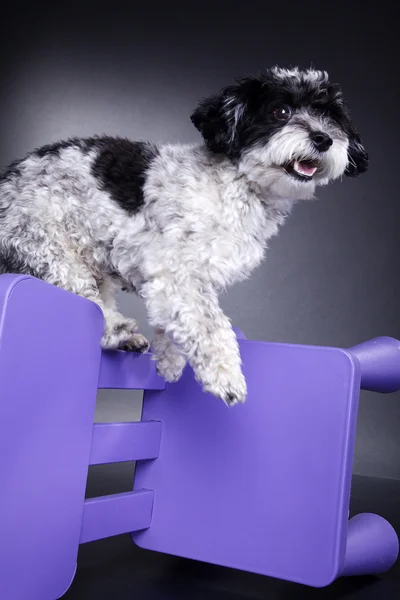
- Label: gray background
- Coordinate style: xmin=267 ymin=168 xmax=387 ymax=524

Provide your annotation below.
xmin=1 ymin=1 xmax=399 ymax=479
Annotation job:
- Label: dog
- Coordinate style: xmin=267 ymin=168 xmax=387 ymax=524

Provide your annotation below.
xmin=0 ymin=67 xmax=368 ymax=406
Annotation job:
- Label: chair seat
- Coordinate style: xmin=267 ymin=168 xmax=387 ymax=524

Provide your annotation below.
xmin=133 ymin=340 xmax=361 ymax=587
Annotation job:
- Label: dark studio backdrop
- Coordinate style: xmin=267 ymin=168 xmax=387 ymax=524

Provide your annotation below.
xmin=1 ymin=1 xmax=399 ymax=481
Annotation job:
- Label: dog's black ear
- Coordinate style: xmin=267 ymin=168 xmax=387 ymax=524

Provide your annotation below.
xmin=326 ymin=82 xmax=368 ymax=178
xmin=345 ymin=129 xmax=369 ymax=177
xmin=190 ymin=86 xmax=244 ymax=156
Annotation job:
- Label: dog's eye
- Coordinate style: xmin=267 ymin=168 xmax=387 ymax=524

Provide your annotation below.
xmin=272 ymin=105 xmax=292 ymax=121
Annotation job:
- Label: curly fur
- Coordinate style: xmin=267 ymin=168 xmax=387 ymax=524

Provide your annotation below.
xmin=0 ymin=67 xmax=368 ymax=406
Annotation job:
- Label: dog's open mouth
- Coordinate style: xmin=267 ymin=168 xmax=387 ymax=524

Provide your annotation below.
xmin=284 ymin=158 xmax=319 ymax=181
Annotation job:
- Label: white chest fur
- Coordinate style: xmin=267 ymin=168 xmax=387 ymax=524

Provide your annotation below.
xmin=139 ymin=143 xmax=288 ymax=291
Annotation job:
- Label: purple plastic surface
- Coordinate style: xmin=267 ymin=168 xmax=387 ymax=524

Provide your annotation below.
xmin=134 ymin=342 xmax=362 ymax=587
xmin=0 ymin=275 xmax=104 ymax=600
xmin=0 ymin=274 xmax=399 ymax=598
xmin=342 ymin=513 xmax=399 ymax=576
xmin=80 ymin=490 xmax=154 ymax=543
xmin=99 ymin=350 xmax=165 ymax=390
xmin=349 ymin=337 xmax=400 ymax=393
xmin=89 ymin=421 xmax=162 ymax=465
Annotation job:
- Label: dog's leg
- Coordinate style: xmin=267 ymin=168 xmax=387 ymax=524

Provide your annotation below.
xmin=44 ymin=268 xmax=147 ymax=352
xmin=44 ymin=270 xmax=124 ymax=350
xmin=98 ymin=278 xmax=149 ymax=352
xmin=141 ymin=279 xmax=246 ymax=405
xmin=152 ymin=328 xmax=187 ymax=382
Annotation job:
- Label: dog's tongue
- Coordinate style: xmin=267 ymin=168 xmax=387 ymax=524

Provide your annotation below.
xmin=296 ymin=160 xmax=316 ymax=175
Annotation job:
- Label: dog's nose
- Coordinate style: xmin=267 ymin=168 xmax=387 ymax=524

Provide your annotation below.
xmin=310 ymin=131 xmax=333 ymax=152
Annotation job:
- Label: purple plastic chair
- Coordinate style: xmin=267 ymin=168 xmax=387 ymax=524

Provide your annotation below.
xmin=0 ymin=274 xmax=398 ymax=599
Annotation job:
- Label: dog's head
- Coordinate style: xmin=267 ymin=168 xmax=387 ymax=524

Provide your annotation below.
xmin=191 ymin=67 xmax=368 ymax=200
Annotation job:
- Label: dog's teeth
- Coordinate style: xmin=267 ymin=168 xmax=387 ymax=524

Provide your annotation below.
xmin=293 ymin=161 xmax=317 ymax=177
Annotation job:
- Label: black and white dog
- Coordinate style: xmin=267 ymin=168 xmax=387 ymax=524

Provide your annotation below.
xmin=0 ymin=67 xmax=368 ymax=405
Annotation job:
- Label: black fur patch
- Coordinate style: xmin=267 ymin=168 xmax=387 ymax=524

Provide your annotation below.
xmin=8 ymin=135 xmax=159 ymax=213
xmin=191 ymin=68 xmax=368 ymax=177
xmin=91 ymin=137 xmax=159 ymax=214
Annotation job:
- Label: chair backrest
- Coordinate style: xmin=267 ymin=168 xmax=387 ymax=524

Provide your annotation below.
xmin=0 ymin=275 xmax=104 ymax=600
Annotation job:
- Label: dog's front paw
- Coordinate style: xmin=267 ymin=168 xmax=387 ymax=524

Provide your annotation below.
xmin=102 ymin=317 xmax=140 ymax=349
xmin=119 ymin=333 xmax=150 ymax=353
xmin=156 ymin=353 xmax=187 ymax=383
xmin=202 ymin=366 xmax=247 ymax=407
